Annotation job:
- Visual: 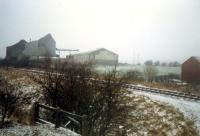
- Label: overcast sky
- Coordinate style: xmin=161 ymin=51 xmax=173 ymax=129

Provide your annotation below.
xmin=1 ymin=0 xmax=200 ymax=63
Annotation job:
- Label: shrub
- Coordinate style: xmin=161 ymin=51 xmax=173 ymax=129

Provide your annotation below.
xmin=123 ymin=70 xmax=143 ymax=81
xmin=32 ymin=59 xmax=125 ymax=135
xmin=0 ymin=71 xmax=19 ymax=128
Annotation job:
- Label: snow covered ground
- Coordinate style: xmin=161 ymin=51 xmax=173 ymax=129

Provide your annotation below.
xmin=129 ymin=88 xmax=200 ymax=129
xmin=0 ymin=123 xmax=80 ymax=136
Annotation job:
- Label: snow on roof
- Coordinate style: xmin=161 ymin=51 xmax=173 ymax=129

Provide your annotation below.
xmin=71 ymin=48 xmax=118 ymax=56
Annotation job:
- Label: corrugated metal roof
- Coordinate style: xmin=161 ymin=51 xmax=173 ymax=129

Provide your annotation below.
xmin=71 ymin=48 xmax=118 ymax=56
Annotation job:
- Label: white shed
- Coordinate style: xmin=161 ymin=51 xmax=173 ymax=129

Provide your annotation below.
xmin=70 ymin=48 xmax=118 ymax=65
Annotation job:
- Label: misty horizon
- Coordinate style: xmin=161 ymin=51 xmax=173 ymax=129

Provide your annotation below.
xmin=1 ymin=0 xmax=200 ymax=63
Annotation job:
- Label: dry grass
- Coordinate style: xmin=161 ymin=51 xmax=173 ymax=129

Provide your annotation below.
xmin=106 ymin=91 xmax=199 ymax=136
xmin=0 ymin=68 xmax=43 ymax=125
xmin=0 ymin=68 xmax=37 ymax=86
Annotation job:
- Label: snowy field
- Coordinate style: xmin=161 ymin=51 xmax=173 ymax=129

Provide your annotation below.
xmin=0 ymin=124 xmax=80 ymax=136
xmin=129 ymin=88 xmax=200 ymax=129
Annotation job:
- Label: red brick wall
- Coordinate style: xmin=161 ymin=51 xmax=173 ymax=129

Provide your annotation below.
xmin=182 ymin=57 xmax=200 ymax=82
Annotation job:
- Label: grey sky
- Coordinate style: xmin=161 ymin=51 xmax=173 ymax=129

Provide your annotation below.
xmin=0 ymin=0 xmax=200 ymax=63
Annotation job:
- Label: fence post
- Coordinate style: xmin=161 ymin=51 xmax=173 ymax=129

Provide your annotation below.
xmin=55 ymin=107 xmax=61 ymax=128
xmin=81 ymin=115 xmax=88 ymax=136
xmin=33 ymin=101 xmax=39 ymax=124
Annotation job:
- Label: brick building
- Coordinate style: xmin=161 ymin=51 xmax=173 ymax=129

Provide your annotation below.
xmin=182 ymin=56 xmax=200 ymax=83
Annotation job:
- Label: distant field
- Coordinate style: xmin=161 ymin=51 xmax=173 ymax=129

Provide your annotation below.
xmin=95 ymin=65 xmax=181 ymax=76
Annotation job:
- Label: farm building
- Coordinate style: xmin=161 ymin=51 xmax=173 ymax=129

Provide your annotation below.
xmin=6 ymin=40 xmax=27 ymax=61
xmin=182 ymin=56 xmax=200 ymax=83
xmin=6 ymin=33 xmax=56 ymax=62
xmin=69 ymin=48 xmax=118 ymax=65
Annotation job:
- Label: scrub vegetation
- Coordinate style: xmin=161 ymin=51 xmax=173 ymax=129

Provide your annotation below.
xmin=0 ymin=63 xmax=199 ymax=136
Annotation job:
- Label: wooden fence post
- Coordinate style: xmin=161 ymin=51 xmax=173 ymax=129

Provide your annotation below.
xmin=33 ymin=101 xmax=39 ymax=124
xmin=55 ymin=107 xmax=61 ymax=128
xmin=81 ymin=115 xmax=88 ymax=136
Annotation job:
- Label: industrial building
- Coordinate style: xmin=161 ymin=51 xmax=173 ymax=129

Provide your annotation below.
xmin=6 ymin=34 xmax=56 ymax=62
xmin=6 ymin=40 xmax=27 ymax=61
xmin=6 ymin=35 xmax=118 ymax=66
xmin=69 ymin=48 xmax=118 ymax=65
xmin=182 ymin=56 xmax=200 ymax=83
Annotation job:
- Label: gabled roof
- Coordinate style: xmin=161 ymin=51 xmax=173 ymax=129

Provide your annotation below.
xmin=7 ymin=40 xmax=27 ymax=48
xmin=72 ymin=48 xmax=118 ymax=56
xmin=193 ymin=56 xmax=200 ymax=63
xmin=38 ymin=33 xmax=55 ymax=43
xmin=25 ymin=33 xmax=55 ymax=46
xmin=183 ymin=56 xmax=200 ymax=64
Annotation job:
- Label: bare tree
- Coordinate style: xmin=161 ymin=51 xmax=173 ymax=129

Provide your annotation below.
xmin=123 ymin=70 xmax=143 ymax=81
xmin=154 ymin=60 xmax=160 ymax=66
xmin=0 ymin=71 xmax=19 ymax=128
xmin=144 ymin=60 xmax=153 ymax=66
xmin=32 ymin=59 xmax=126 ymax=136
xmin=30 ymin=57 xmax=64 ymax=107
xmin=143 ymin=65 xmax=158 ymax=82
xmin=161 ymin=62 xmax=167 ymax=67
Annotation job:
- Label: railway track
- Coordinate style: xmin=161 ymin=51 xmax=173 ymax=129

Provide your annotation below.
xmin=123 ymin=84 xmax=200 ymax=101
xmin=8 ymin=67 xmax=200 ymax=102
